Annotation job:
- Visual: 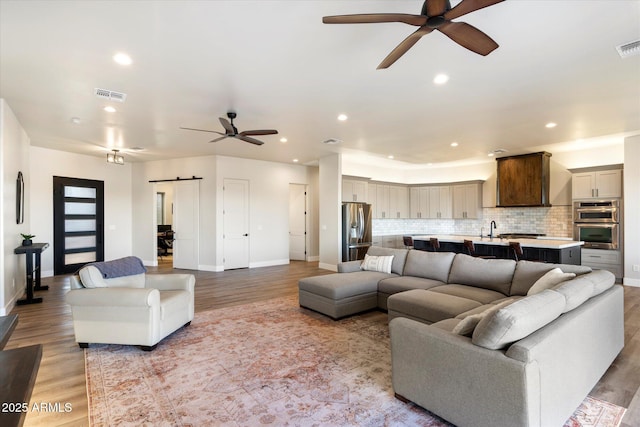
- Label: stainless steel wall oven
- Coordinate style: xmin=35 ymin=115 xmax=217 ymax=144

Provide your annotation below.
xmin=573 ymin=200 xmax=620 ymax=249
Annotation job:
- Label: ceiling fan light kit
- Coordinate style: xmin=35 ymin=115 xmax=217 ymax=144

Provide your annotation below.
xmin=180 ymin=111 xmax=278 ymax=146
xmin=323 ymin=0 xmax=505 ymax=69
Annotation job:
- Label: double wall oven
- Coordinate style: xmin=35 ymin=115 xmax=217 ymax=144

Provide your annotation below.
xmin=573 ymin=199 xmax=620 ymax=249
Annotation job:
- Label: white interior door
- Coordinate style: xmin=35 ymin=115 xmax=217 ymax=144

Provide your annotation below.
xmin=223 ymin=178 xmax=250 ymax=270
xmin=289 ymin=184 xmax=307 ymax=261
xmin=173 ymin=180 xmax=199 ymax=270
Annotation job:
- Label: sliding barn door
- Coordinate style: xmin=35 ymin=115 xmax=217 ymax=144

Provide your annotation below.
xmin=53 ymin=176 xmax=104 ymax=275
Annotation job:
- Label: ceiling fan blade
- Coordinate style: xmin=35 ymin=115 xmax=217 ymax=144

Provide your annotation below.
xmin=323 ymin=14 xmax=427 ymax=26
xmin=179 ymin=127 xmax=224 ymax=135
xmin=377 ymin=26 xmax=434 ymax=69
xmin=444 ymin=0 xmax=505 ymax=21
xmin=240 ymin=129 xmax=278 ymax=136
xmin=425 ymin=0 xmax=449 ymax=17
xmin=437 ymin=21 xmax=498 ymax=56
xmin=209 ymin=136 xmax=228 ymax=143
xmin=237 ymin=135 xmax=265 ymax=146
xmin=219 ymin=117 xmax=235 ymax=134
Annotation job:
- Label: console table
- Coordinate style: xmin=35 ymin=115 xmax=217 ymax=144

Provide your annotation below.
xmin=14 ymin=243 xmax=49 ymax=305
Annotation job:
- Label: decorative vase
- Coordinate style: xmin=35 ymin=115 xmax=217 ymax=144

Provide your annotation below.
xmin=22 ymin=239 xmax=32 ymax=246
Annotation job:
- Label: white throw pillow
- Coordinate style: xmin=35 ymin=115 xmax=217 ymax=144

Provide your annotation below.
xmin=527 ymin=267 xmax=576 ymax=296
xmin=360 ymin=254 xmax=394 ymax=274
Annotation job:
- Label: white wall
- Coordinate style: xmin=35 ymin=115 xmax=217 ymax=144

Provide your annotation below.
xmin=215 ymin=156 xmax=315 ymax=269
xmin=132 ymin=156 xmax=217 ymax=267
xmin=624 ymin=135 xmax=640 ymax=286
xmin=30 ymin=147 xmax=133 ymax=276
xmin=319 ymin=154 xmax=341 ymax=270
xmin=131 ymin=155 xmax=318 ymax=270
xmin=0 ymin=99 xmax=31 ymax=314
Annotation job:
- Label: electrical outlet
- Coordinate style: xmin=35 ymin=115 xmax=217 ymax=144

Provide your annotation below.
xmin=634 ymin=265 xmax=640 ymax=272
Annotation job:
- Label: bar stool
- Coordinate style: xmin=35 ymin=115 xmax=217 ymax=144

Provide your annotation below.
xmin=429 ymin=238 xmax=440 ymax=252
xmin=463 ymin=240 xmax=496 ymax=259
xmin=509 ymin=241 xmax=544 ymax=262
xmin=403 ymin=236 xmax=414 ymax=249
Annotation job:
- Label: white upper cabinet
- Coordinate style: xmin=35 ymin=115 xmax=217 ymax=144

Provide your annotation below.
xmin=452 ymin=183 xmax=482 ymax=219
xmin=572 ymin=169 xmax=622 ymax=199
xmin=389 ymin=185 xmax=408 ymax=219
xmin=342 ymin=178 xmax=368 ymax=202
xmin=410 ymin=187 xmax=429 ymax=218
xmin=428 ymin=186 xmax=452 ymax=219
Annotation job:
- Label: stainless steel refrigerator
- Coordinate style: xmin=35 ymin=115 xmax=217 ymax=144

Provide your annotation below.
xmin=342 ymin=202 xmax=372 ymax=262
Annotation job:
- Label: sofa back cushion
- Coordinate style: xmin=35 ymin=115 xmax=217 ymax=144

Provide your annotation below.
xmin=367 ymin=246 xmax=408 ymax=275
xmin=472 ymin=289 xmax=566 ymax=350
xmin=510 ymin=260 xmax=592 ymax=296
xmin=447 ymin=254 xmax=516 ymax=295
xmin=403 ymin=250 xmax=455 ymax=283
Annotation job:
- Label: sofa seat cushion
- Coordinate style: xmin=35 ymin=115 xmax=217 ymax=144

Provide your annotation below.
xmin=160 ymin=290 xmax=191 ymax=320
xmin=455 ymin=297 xmax=523 ymax=319
xmin=402 ymin=250 xmax=455 ymax=283
xmin=447 ymin=254 xmax=516 ymax=295
xmin=430 ymin=318 xmax=461 ymax=332
xmin=378 ymin=276 xmax=445 ymax=296
xmin=298 ymin=271 xmax=394 ymax=300
xmin=510 ymin=260 xmax=592 ymax=296
xmin=387 ymin=289 xmax=483 ymax=324
xmin=472 ymin=289 xmax=566 ymax=350
xmin=429 ymin=284 xmax=507 ymax=305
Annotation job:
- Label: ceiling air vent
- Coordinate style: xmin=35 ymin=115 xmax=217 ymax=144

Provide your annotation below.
xmin=323 ymin=138 xmax=342 ymax=145
xmin=94 ymin=88 xmax=127 ymax=102
xmin=616 ymin=40 xmax=640 ymax=58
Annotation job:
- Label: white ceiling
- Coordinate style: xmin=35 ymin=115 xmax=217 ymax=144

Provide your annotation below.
xmin=1 ymin=1 xmax=639 ymax=167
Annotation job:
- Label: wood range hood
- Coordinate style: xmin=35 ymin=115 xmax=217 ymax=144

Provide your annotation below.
xmin=496 ymin=151 xmax=552 ymax=207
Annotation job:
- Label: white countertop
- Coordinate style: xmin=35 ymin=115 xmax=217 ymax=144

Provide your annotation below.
xmin=412 ymin=235 xmax=584 ymax=249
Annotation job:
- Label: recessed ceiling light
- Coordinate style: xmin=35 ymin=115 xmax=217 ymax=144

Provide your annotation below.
xmin=337 ymin=114 xmax=348 ymax=121
xmin=280 ymin=137 xmax=288 ymax=143
xmin=433 ymin=73 xmax=449 ymax=85
xmin=113 ymin=52 xmax=132 ymax=66
xmin=70 ymin=117 xmax=81 ymax=124
xmin=388 ymin=155 xmax=394 ymax=159
xmin=450 ymin=142 xmax=459 ymax=147
xmin=104 ymin=106 xmax=116 ymax=113
xmin=427 ymin=163 xmax=433 ymax=166
xmin=545 ymin=122 xmax=557 ymax=128
xmin=293 ymin=159 xmax=299 ymax=163
xmin=488 ymin=153 xmax=494 ymax=157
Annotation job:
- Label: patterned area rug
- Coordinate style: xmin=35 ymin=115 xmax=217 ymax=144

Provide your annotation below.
xmin=85 ymin=297 xmax=626 ymax=426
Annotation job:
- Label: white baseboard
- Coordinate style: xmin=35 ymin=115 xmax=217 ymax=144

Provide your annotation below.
xmin=198 ymin=264 xmax=224 ymax=272
xmin=306 ymin=255 xmax=320 ymax=262
xmin=249 ymin=259 xmax=290 ymax=269
xmin=318 ymin=262 xmax=337 ymax=272
xmin=143 ymin=259 xmax=158 ymax=267
xmin=623 ymin=277 xmax=640 ymax=287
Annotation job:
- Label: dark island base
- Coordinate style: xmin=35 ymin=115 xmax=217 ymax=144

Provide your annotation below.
xmin=413 ymin=240 xmax=581 ymax=265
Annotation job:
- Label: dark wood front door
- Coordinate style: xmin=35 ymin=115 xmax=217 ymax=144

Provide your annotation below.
xmin=53 ymin=176 xmax=104 ymax=275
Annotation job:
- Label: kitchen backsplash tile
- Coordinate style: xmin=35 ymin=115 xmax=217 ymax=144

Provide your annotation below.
xmin=373 ymin=206 xmax=573 ymax=238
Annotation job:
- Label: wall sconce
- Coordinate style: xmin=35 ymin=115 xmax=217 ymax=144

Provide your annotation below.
xmin=107 ymin=149 xmax=124 ymax=165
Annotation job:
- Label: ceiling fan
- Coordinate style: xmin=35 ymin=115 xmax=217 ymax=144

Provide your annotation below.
xmin=323 ymin=0 xmax=504 ymax=69
xmin=180 ymin=112 xmax=278 ymax=146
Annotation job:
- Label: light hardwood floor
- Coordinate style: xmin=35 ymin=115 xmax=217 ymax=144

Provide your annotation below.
xmin=5 ymin=259 xmax=640 ymax=427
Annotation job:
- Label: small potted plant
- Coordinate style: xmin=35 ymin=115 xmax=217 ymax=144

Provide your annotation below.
xmin=20 ymin=233 xmax=35 ymax=246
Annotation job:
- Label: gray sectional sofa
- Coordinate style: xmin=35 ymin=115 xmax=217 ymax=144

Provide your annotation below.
xmin=298 ymin=246 xmax=624 ymax=427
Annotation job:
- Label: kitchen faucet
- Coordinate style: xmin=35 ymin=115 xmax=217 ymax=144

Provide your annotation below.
xmin=489 ymin=220 xmax=497 ymax=238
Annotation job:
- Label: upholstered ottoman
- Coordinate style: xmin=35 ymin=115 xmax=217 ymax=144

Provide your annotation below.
xmin=298 ymin=271 xmax=393 ymax=319
xmin=387 ymin=289 xmax=484 ymax=324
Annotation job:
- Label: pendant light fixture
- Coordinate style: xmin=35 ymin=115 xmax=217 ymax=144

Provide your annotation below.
xmin=107 ymin=149 xmax=124 ymax=165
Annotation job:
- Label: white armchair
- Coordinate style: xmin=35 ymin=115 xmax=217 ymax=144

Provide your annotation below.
xmin=65 ymin=259 xmax=195 ymax=351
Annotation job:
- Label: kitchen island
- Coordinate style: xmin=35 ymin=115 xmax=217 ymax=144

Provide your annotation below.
xmin=412 ymin=235 xmax=584 ymax=264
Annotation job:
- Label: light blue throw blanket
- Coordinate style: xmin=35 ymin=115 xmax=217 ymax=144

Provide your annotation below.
xmin=87 ymin=256 xmax=147 ymax=279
